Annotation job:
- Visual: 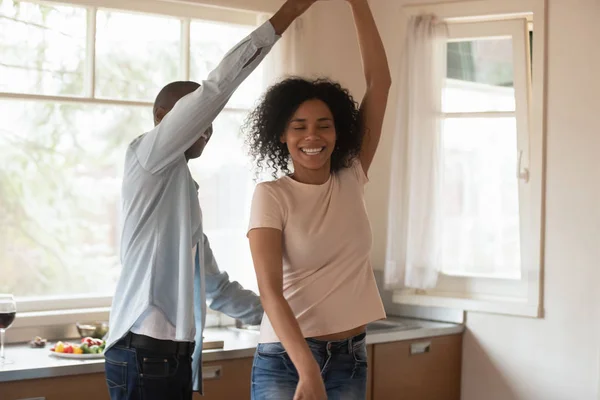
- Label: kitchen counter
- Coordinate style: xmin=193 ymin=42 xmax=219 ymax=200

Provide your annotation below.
xmin=0 ymin=317 xmax=463 ymax=383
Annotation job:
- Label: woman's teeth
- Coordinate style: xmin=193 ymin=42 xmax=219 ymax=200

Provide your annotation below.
xmin=301 ymin=147 xmax=324 ymax=155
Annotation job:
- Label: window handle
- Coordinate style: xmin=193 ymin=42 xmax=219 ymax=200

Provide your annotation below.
xmin=517 ymin=150 xmax=530 ymax=182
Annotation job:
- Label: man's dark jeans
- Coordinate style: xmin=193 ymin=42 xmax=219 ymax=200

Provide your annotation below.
xmin=104 ymin=334 xmax=194 ymax=400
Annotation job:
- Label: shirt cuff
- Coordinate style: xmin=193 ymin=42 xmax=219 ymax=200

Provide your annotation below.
xmin=252 ymin=20 xmax=280 ymax=47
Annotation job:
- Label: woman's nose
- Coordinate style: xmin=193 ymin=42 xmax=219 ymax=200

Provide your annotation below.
xmin=304 ymin=125 xmax=320 ymax=140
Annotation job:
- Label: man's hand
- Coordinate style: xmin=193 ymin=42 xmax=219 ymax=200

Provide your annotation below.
xmin=270 ymin=0 xmax=322 ymax=35
xmin=293 ymin=367 xmax=327 ymax=400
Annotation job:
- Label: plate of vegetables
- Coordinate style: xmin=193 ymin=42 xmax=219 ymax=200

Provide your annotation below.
xmin=50 ymin=337 xmax=106 ymax=359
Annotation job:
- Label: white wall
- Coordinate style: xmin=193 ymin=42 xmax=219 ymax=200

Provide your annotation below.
xmin=300 ymin=0 xmax=600 ymax=399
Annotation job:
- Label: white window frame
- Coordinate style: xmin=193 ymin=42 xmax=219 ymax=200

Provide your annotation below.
xmin=393 ymin=0 xmax=546 ymax=318
xmin=2 ymin=0 xmax=267 ymax=335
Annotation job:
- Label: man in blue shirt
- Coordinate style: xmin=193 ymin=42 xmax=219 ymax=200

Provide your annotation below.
xmin=104 ymin=1 xmax=320 ymax=398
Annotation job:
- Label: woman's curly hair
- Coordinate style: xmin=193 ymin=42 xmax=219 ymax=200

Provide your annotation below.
xmin=244 ymin=77 xmax=363 ymax=179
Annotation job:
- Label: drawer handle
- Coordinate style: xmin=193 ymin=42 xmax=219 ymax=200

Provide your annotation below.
xmin=410 ymin=341 xmax=431 ymax=355
xmin=203 ymin=365 xmax=222 ymax=380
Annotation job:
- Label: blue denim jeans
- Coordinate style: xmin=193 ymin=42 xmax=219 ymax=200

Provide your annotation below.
xmin=251 ymin=332 xmax=368 ymax=400
xmin=104 ymin=341 xmax=193 ymax=400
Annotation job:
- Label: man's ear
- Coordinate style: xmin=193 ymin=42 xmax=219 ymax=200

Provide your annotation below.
xmin=154 ymin=107 xmax=168 ymax=126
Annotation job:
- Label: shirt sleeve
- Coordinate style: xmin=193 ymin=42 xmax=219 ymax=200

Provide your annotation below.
xmin=351 ymin=158 xmax=369 ymax=185
xmin=202 ymin=234 xmax=264 ymax=326
xmin=134 ymin=21 xmax=280 ymax=174
xmin=248 ymin=183 xmax=284 ymax=234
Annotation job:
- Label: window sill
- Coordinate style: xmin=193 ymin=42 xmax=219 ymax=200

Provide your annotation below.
xmin=12 ymin=308 xmax=111 ymax=330
xmin=393 ymin=290 xmax=542 ymax=318
xmin=7 ymin=308 xmax=227 ymax=344
xmin=6 ymin=308 xmax=110 ymax=345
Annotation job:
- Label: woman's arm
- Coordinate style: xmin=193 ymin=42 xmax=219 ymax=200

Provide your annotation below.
xmin=248 ymin=228 xmax=326 ymax=400
xmin=348 ymin=0 xmax=392 ymax=175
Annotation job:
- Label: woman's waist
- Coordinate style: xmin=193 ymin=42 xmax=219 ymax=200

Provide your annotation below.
xmin=258 ymin=299 xmax=385 ymax=344
xmin=310 ymin=325 xmax=366 ymax=342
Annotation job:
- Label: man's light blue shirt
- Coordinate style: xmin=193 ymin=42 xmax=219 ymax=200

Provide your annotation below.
xmin=106 ymin=21 xmax=278 ymax=392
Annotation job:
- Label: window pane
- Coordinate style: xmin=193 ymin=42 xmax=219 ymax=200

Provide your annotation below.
xmin=0 ymin=99 xmax=151 ymax=297
xmin=188 ymin=111 xmax=258 ymax=293
xmin=447 ymin=39 xmax=514 ymax=86
xmin=0 ymin=0 xmax=86 ymax=96
xmin=441 ymin=118 xmax=521 ymax=279
xmin=190 ymin=21 xmax=263 ymax=109
xmin=444 ymin=39 xmax=515 ymax=112
xmin=95 ymin=10 xmax=180 ymax=101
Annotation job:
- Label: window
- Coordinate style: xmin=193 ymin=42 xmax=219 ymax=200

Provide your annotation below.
xmin=441 ymin=20 xmax=530 ymax=280
xmin=0 ymin=0 xmax=264 ymax=307
xmin=395 ymin=0 xmax=546 ymax=317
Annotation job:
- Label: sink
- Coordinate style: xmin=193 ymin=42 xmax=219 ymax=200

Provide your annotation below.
xmin=366 ymin=320 xmax=421 ymax=333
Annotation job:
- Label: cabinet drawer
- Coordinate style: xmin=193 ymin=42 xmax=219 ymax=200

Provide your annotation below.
xmin=0 ymin=373 xmax=110 ymax=400
xmin=193 ymin=357 xmax=253 ymax=400
xmin=372 ymin=334 xmax=462 ymax=400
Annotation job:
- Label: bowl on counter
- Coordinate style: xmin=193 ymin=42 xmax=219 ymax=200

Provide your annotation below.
xmin=76 ymin=321 xmax=109 ymax=339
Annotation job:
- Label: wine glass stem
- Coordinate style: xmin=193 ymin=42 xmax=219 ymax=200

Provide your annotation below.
xmin=0 ymin=329 xmax=5 ymax=360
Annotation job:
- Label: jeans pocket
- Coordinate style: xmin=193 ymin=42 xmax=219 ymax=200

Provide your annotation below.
xmin=140 ymin=356 xmax=177 ymax=379
xmin=352 ymin=341 xmax=368 ymax=364
xmin=105 ymin=357 xmax=128 ymax=391
xmin=351 ymin=342 xmax=368 ymax=381
xmin=256 ymin=342 xmax=287 ymax=356
xmin=254 ymin=344 xmax=297 ymax=377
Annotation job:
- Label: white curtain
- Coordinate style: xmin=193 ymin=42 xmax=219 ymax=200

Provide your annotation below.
xmin=258 ymin=14 xmax=307 ymax=86
xmin=384 ymin=15 xmax=448 ymax=290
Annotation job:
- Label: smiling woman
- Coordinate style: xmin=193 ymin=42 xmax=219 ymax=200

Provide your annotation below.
xmin=244 ymin=77 xmax=363 ymax=180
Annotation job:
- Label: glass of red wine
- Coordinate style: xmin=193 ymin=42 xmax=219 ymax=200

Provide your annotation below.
xmin=0 ymin=294 xmax=16 ymax=365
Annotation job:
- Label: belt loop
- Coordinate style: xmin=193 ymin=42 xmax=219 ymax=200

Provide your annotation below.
xmin=125 ymin=332 xmax=132 ymax=348
xmin=348 ymin=336 xmax=353 ymax=354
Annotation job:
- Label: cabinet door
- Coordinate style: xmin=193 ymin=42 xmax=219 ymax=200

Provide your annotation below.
xmin=0 ymin=373 xmax=110 ymax=400
xmin=193 ymin=357 xmax=253 ymax=400
xmin=372 ymin=334 xmax=462 ymax=400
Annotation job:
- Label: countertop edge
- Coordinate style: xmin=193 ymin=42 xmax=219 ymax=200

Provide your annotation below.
xmin=366 ymin=325 xmax=465 ymax=346
xmin=0 ymin=323 xmax=464 ymax=383
xmin=203 ymin=324 xmax=465 ymax=362
xmin=0 ymin=362 xmax=106 ymax=382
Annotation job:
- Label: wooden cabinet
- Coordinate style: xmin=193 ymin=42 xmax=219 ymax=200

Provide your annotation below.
xmin=194 ymin=357 xmax=253 ymax=400
xmin=371 ymin=334 xmax=462 ymax=400
xmin=1 ymin=373 xmax=110 ymax=400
